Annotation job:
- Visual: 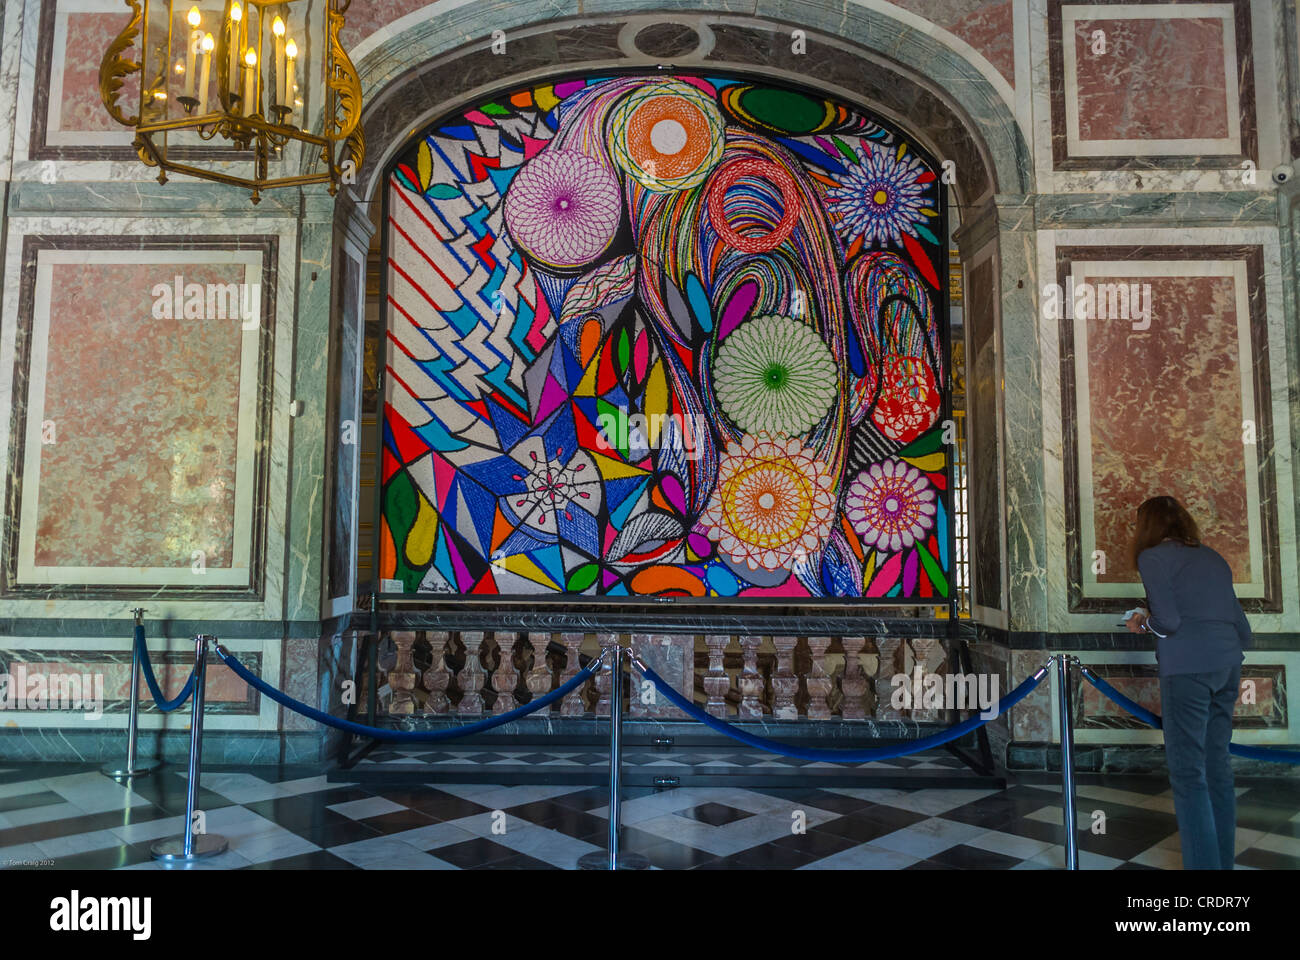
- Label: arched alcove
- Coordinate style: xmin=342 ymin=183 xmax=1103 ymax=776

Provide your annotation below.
xmin=318 ymin=5 xmax=1039 ymax=631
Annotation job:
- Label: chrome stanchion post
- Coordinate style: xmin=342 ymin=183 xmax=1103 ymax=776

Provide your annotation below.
xmin=102 ymin=608 xmax=162 ymax=781
xmin=151 ymin=635 xmax=229 ymax=864
xmin=579 ymin=643 xmax=648 ymax=870
xmin=608 ymin=643 xmax=623 ymax=870
xmin=1056 ymin=654 xmax=1080 ymax=870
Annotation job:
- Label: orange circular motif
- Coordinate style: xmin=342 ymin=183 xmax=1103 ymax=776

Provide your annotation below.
xmin=624 ymin=95 xmax=715 ymax=182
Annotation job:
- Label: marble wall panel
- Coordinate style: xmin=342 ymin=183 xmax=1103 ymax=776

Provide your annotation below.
xmin=4 ymin=238 xmax=277 ymax=599
xmin=326 ymin=245 xmax=364 ymax=608
xmin=1046 ymin=0 xmax=1257 ymax=168
xmin=1062 ymin=651 xmax=1299 ymax=747
xmin=0 ymin=636 xmax=279 ymax=732
xmin=1076 ymin=662 xmax=1287 ymax=730
xmin=966 ymin=251 xmax=1005 ymax=614
xmin=1056 ymin=245 xmax=1281 ymax=613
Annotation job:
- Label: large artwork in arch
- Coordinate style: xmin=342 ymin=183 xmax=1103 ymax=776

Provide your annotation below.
xmin=380 ymin=73 xmax=951 ymax=602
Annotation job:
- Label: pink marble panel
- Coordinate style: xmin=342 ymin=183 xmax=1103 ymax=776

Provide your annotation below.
xmin=340 ymin=0 xmax=437 ymax=50
xmin=60 ymin=13 xmax=131 ymax=133
xmin=1080 ymin=672 xmax=1275 ymax=720
xmin=34 ymin=262 xmax=245 ymax=570
xmin=1072 ymin=16 xmax=1229 ymax=141
xmin=891 ymin=0 xmax=1015 ymax=85
xmin=10 ymin=658 xmax=248 ymax=704
xmin=1084 ymin=274 xmax=1250 ymax=584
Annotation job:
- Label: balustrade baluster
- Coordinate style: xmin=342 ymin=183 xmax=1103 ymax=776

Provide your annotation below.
xmin=422 ymin=631 xmax=451 ymax=714
xmin=388 ymin=631 xmax=417 ymax=715
xmin=525 ymin=631 xmax=553 ymax=707
xmin=457 ymin=631 xmax=486 ymax=715
xmin=771 ymin=635 xmax=799 ymax=719
xmin=839 ymin=636 xmax=868 ymax=720
xmin=806 ymin=636 xmax=833 ymax=720
xmin=909 ymin=638 xmax=948 ymax=722
xmin=738 ymin=636 xmax=764 ymax=718
xmin=490 ymin=632 xmax=519 ymax=713
xmin=703 ymin=634 xmax=730 ymax=717
xmin=559 ymin=632 xmax=588 ymax=716
xmin=874 ymin=637 xmax=905 ymax=720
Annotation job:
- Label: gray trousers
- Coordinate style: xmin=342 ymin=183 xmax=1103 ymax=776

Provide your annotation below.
xmin=1159 ymin=665 xmax=1240 ymax=870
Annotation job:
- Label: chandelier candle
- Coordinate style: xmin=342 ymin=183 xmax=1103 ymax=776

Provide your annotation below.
xmin=183 ymin=7 xmax=201 ymax=100
xmin=284 ymin=40 xmax=297 ymax=123
xmin=272 ymin=16 xmax=285 ymax=107
xmin=227 ymin=2 xmax=243 ymax=106
xmin=197 ymin=33 xmax=213 ymax=114
xmin=243 ymin=48 xmax=256 ymax=116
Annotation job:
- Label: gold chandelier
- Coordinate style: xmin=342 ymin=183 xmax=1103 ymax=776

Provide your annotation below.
xmin=99 ymin=0 xmax=364 ymax=202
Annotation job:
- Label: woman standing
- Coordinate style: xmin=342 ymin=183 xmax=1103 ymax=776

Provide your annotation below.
xmin=1125 ymin=496 xmax=1252 ymax=870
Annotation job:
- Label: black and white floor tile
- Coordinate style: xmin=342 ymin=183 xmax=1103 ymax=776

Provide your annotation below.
xmin=1 ymin=759 xmax=1296 ymax=870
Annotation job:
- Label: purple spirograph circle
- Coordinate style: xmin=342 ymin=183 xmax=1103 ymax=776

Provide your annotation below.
xmin=503 ymin=150 xmax=622 ymax=271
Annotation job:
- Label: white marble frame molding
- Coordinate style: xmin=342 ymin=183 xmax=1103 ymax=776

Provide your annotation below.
xmin=1037 ymin=226 xmax=1298 ymax=635
xmin=1060 ymin=2 xmax=1242 ymax=158
xmin=1071 ymin=258 xmax=1265 ymax=601
xmin=16 ymin=247 xmax=263 ymax=588
xmin=0 ymin=216 xmax=298 ymax=623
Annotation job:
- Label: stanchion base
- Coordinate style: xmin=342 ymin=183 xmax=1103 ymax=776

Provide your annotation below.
xmin=100 ymin=759 xmax=162 ymax=781
xmin=150 ymin=833 xmax=229 ymax=864
xmin=577 ymin=851 xmax=650 ymax=871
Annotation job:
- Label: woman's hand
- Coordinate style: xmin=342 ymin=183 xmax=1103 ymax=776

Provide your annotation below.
xmin=1125 ymin=612 xmax=1148 ymax=634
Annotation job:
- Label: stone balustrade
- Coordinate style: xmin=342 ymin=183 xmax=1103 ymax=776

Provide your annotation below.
xmin=365 ymin=632 xmax=959 ymax=721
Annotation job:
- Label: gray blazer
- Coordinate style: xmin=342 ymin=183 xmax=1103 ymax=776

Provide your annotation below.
xmin=1137 ymin=540 xmax=1252 ymax=677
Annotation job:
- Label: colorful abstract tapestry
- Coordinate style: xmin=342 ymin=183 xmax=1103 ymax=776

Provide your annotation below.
xmin=381 ymin=74 xmax=951 ymax=601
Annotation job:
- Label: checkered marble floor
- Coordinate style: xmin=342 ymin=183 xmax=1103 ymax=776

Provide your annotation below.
xmin=1 ymin=761 xmax=1296 ymax=870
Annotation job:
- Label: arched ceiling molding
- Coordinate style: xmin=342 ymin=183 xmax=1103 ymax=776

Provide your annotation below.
xmin=322 ymin=2 xmax=1031 ymax=209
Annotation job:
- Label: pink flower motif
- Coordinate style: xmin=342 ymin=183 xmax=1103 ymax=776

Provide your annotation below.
xmin=845 ymin=460 xmax=937 ymax=553
xmin=503 ymin=150 xmax=622 ymax=270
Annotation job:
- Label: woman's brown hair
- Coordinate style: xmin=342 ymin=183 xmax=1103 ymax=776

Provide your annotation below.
xmin=1131 ymin=495 xmax=1201 ymax=568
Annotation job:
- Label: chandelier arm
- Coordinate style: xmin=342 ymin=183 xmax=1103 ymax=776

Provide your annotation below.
xmin=325 ymin=0 xmax=363 ymax=143
xmin=99 ymin=0 xmax=143 ymax=127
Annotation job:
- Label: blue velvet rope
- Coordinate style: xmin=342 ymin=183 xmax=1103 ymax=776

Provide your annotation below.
xmin=1080 ymin=667 xmax=1299 ymax=765
xmin=134 ymin=625 xmax=196 ymax=713
xmin=215 ymin=644 xmax=602 ymax=742
xmin=632 ymin=657 xmax=1048 ymax=763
